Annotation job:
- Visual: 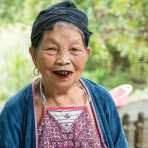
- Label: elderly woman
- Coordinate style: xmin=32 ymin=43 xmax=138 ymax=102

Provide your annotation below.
xmin=0 ymin=1 xmax=128 ymax=148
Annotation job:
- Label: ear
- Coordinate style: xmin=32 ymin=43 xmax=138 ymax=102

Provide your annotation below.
xmin=29 ymin=47 xmax=37 ymax=66
xmin=86 ymin=47 xmax=91 ymax=56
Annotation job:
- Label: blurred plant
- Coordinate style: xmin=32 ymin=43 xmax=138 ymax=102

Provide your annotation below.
xmin=0 ymin=47 xmax=33 ymax=103
xmin=78 ymin=0 xmax=148 ymax=85
xmin=0 ymin=26 xmax=33 ymax=104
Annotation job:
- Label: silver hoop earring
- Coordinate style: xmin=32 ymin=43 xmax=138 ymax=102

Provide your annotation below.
xmin=33 ymin=67 xmax=40 ymax=76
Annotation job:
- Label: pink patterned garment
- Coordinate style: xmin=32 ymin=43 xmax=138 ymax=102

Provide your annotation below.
xmin=37 ymin=106 xmax=106 ymax=148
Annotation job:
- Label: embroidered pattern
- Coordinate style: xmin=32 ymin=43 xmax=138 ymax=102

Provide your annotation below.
xmin=48 ymin=109 xmax=82 ymax=131
xmin=37 ymin=106 xmax=105 ymax=148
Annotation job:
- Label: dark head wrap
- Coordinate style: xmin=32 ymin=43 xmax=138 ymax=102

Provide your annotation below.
xmin=31 ymin=1 xmax=92 ymax=48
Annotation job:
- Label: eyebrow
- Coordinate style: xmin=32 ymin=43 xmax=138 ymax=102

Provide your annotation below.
xmin=44 ymin=37 xmax=59 ymax=45
xmin=43 ymin=36 xmax=83 ymax=46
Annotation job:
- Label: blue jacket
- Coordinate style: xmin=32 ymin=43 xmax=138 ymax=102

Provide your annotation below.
xmin=0 ymin=78 xmax=128 ymax=148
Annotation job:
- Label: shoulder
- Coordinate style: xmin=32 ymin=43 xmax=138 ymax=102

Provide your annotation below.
xmin=81 ymin=77 xmax=117 ymax=118
xmin=81 ymin=78 xmax=114 ymax=105
xmin=81 ymin=77 xmax=109 ymax=94
xmin=0 ymin=84 xmax=34 ymax=147
xmin=0 ymin=84 xmax=32 ymax=117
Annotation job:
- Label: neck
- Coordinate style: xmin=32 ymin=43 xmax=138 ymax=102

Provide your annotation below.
xmin=39 ymin=78 xmax=87 ymax=106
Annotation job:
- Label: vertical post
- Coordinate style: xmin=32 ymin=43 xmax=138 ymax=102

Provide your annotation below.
xmin=122 ymin=113 xmax=135 ymax=148
xmin=142 ymin=119 xmax=148 ymax=148
xmin=134 ymin=112 xmax=144 ymax=148
xmin=122 ymin=114 xmax=130 ymax=141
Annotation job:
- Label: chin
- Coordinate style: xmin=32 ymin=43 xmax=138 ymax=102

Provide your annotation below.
xmin=53 ymin=78 xmax=79 ymax=89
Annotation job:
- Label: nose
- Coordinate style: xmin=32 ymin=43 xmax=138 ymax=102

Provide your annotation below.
xmin=55 ymin=51 xmax=71 ymax=65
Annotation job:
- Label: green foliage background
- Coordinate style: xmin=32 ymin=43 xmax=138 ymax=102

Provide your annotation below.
xmin=0 ymin=0 xmax=148 ymax=104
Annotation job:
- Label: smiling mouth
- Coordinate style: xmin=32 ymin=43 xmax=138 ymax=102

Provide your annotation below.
xmin=53 ymin=70 xmax=73 ymax=77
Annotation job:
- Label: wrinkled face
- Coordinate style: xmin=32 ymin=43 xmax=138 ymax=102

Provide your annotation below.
xmin=30 ymin=24 xmax=90 ymax=89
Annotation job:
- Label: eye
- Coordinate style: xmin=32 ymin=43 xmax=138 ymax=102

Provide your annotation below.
xmin=70 ymin=48 xmax=84 ymax=55
xmin=44 ymin=47 xmax=58 ymax=55
xmin=46 ymin=48 xmax=57 ymax=52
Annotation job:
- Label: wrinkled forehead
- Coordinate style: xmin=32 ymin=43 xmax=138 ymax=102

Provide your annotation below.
xmin=39 ymin=22 xmax=85 ymax=47
xmin=40 ymin=22 xmax=85 ymax=46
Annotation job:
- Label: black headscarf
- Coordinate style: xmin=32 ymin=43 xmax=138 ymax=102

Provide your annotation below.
xmin=31 ymin=1 xmax=92 ymax=48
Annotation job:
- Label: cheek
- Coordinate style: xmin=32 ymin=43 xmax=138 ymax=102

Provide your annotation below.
xmin=74 ymin=55 xmax=88 ymax=70
xmin=36 ymin=54 xmax=55 ymax=70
